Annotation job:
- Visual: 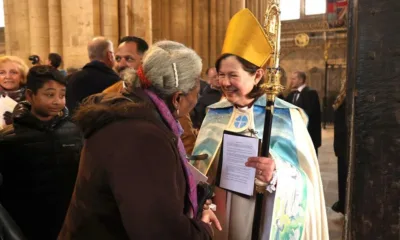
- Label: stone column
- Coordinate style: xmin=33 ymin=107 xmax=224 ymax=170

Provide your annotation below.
xmin=61 ymin=0 xmax=101 ymax=68
xmin=160 ymin=0 xmax=171 ymax=40
xmin=216 ymin=0 xmax=225 ymax=57
xmin=100 ymin=0 xmax=119 ymax=48
xmin=170 ymin=0 xmax=191 ymax=45
xmin=48 ymin=0 xmax=63 ymax=56
xmin=131 ymin=0 xmax=153 ymax=45
xmin=231 ymin=0 xmax=245 ymax=16
xmin=193 ymin=0 xmax=209 ymax=72
xmin=151 ymin=0 xmax=162 ymax=41
xmin=119 ymin=0 xmax=131 ymax=38
xmin=3 ymin=0 xmax=11 ymax=55
xmin=209 ymin=0 xmax=218 ymax=66
xmin=28 ymin=0 xmax=50 ymax=63
xmin=4 ymin=0 xmax=31 ymax=61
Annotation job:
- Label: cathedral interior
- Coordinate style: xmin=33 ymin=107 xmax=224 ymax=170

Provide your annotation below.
xmin=0 ymin=0 xmax=398 ymax=239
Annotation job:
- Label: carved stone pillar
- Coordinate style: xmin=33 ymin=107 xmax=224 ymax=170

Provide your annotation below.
xmin=118 ymin=0 xmax=131 ymax=38
xmin=48 ymin=0 xmax=63 ymax=55
xmin=131 ymin=0 xmax=153 ymax=44
xmin=193 ymin=0 xmax=209 ymax=71
xmin=209 ymin=0 xmax=218 ymax=66
xmin=4 ymin=0 xmax=31 ymax=60
xmin=101 ymin=0 xmax=119 ymax=48
xmin=170 ymin=0 xmax=191 ymax=45
xmin=231 ymin=0 xmax=245 ymax=16
xmin=60 ymin=0 xmax=101 ymax=68
xmin=28 ymin=0 xmax=50 ymax=61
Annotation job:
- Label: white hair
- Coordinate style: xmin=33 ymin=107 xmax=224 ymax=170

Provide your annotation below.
xmin=87 ymin=37 xmax=113 ymax=61
xmin=124 ymin=40 xmax=202 ymax=98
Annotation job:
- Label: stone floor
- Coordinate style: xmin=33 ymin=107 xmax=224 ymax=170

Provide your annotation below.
xmin=319 ymin=126 xmax=345 ymax=240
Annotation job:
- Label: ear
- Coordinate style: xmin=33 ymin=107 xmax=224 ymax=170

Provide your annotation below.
xmin=25 ymin=89 xmax=34 ymax=103
xmin=254 ymin=68 xmax=265 ymax=84
xmin=171 ymin=91 xmax=183 ymax=109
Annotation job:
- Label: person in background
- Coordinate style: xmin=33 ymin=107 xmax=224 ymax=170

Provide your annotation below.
xmin=103 ymin=36 xmax=198 ymax=154
xmin=191 ymin=67 xmax=222 ymax=129
xmin=66 ymin=36 xmax=120 ymax=116
xmin=116 ymin=36 xmax=149 ymax=73
xmin=0 ymin=65 xmax=82 ymax=240
xmin=59 ymin=40 xmax=220 ymax=239
xmin=47 ymin=53 xmax=67 ymax=76
xmin=332 ymin=78 xmax=348 ymax=214
xmin=0 ymin=56 xmax=29 ymax=127
xmin=103 ymin=36 xmax=149 ymax=94
xmin=66 ymin=67 xmax=80 ymax=76
xmin=28 ymin=54 xmax=41 ymax=66
xmin=286 ymin=71 xmax=322 ymax=155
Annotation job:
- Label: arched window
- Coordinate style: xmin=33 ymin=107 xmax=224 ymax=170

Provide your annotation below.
xmin=281 ymin=0 xmax=327 ymax=21
xmin=281 ymin=0 xmax=301 ymax=21
xmin=305 ymin=0 xmax=327 ymax=15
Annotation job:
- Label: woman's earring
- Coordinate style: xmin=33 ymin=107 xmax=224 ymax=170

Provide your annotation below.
xmin=176 ymin=108 xmax=180 ymax=116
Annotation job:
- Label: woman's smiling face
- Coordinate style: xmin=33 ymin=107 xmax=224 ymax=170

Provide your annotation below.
xmin=218 ymin=56 xmax=261 ymax=106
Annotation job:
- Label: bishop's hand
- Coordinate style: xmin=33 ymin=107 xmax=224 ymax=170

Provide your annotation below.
xmin=245 ymin=157 xmax=276 ymax=183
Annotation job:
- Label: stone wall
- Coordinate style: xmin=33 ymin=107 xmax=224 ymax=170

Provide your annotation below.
xmin=2 ymin=0 xmax=248 ymax=71
xmin=2 ymin=0 xmax=347 ymax=105
xmin=279 ymin=15 xmax=347 ymax=123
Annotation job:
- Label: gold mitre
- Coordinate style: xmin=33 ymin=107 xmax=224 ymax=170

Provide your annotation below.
xmin=221 ymin=8 xmax=272 ymax=67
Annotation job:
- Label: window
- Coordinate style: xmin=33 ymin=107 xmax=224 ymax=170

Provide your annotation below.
xmin=305 ymin=0 xmax=326 ymax=15
xmin=281 ymin=0 xmax=300 ymax=21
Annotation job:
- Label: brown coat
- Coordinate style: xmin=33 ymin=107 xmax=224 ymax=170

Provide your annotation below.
xmin=178 ymin=114 xmax=197 ymax=154
xmin=58 ymin=91 xmax=212 ymax=240
xmin=102 ymin=81 xmax=198 ymax=154
xmin=103 ymin=80 xmax=125 ymax=94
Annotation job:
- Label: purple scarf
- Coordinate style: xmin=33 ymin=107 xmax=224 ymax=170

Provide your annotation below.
xmin=144 ymin=89 xmax=198 ymax=218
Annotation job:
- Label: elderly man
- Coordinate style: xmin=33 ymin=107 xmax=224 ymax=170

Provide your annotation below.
xmin=66 ymin=37 xmax=120 ymax=115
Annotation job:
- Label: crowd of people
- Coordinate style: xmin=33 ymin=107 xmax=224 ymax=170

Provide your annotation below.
xmin=0 ymin=8 xmax=346 ymax=240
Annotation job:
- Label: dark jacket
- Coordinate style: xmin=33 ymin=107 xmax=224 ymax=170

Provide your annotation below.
xmin=66 ymin=61 xmax=120 ymax=116
xmin=199 ymin=80 xmax=209 ymax=96
xmin=59 ymin=89 xmax=212 ymax=240
xmin=0 ymin=102 xmax=82 ymax=240
xmin=287 ymin=86 xmax=322 ymax=148
xmin=191 ymin=85 xmax=222 ymax=129
xmin=333 ymin=101 xmax=347 ymax=157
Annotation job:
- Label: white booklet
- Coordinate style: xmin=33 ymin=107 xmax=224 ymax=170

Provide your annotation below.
xmin=216 ymin=131 xmax=260 ymax=197
xmin=0 ymin=95 xmax=18 ymax=129
xmin=187 ymin=162 xmax=208 ymax=184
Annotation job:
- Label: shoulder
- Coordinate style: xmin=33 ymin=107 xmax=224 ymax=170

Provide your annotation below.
xmin=303 ymin=86 xmax=318 ymax=94
xmin=67 ymin=69 xmax=88 ymax=85
xmin=86 ymin=118 xmax=175 ymax=162
xmin=0 ymin=125 xmax=16 ymax=139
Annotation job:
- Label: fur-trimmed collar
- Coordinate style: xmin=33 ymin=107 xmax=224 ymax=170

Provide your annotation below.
xmin=74 ymin=89 xmax=161 ymax=138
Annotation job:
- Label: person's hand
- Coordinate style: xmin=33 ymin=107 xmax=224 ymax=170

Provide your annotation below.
xmin=201 ymin=209 xmax=222 ymax=231
xmin=203 ymin=199 xmax=212 ymax=210
xmin=245 ymin=157 xmax=275 ymax=183
xmin=3 ymin=111 xmax=13 ymax=125
xmin=193 ymin=128 xmax=199 ymax=136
